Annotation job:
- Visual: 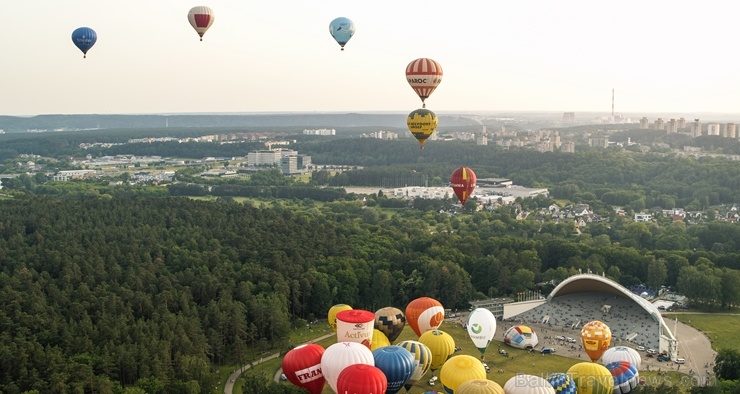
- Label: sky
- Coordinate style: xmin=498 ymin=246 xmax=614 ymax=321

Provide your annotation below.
xmin=2 ymin=1 xmax=739 ymax=117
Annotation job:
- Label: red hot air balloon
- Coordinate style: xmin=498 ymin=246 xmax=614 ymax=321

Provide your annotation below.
xmin=450 ymin=167 xmax=477 ymax=206
xmin=281 ymin=344 xmax=326 ymax=394
xmin=405 ymin=297 xmax=444 ymax=337
xmin=337 ymin=364 xmax=388 ymax=394
xmin=188 ymin=6 xmax=215 ymax=41
xmin=406 ymin=58 xmax=443 ymax=108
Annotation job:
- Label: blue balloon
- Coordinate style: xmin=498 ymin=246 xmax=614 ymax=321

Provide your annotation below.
xmin=372 ymin=345 xmax=415 ymax=394
xmin=546 ymin=372 xmax=576 ymax=394
xmin=71 ymin=27 xmax=97 ymax=58
xmin=329 ymin=17 xmax=355 ymax=50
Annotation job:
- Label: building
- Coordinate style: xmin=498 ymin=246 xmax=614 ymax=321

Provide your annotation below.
xmin=247 ymin=149 xmax=298 ymax=166
xmin=560 ymin=141 xmax=575 ymax=153
xmin=653 ymin=118 xmax=665 ymax=130
xmin=667 ymin=119 xmax=678 ymax=133
xmin=563 ymin=112 xmax=575 ymax=124
xmin=303 ymin=128 xmax=336 ymax=136
xmin=590 ymin=138 xmax=609 ymax=148
xmin=639 ymin=117 xmax=649 ymax=129
xmin=678 ymin=117 xmax=686 ymax=129
xmin=53 ymin=170 xmax=96 ymax=181
xmin=280 ymin=155 xmax=299 ymax=174
xmin=707 ymin=123 xmax=721 ymax=136
xmin=723 ymin=123 xmax=736 ymax=138
xmin=634 ymin=213 xmax=652 ymax=222
xmin=476 ymin=133 xmax=488 ymax=146
xmin=468 ymin=298 xmax=514 ymax=319
xmin=690 ymin=119 xmax=702 ymax=137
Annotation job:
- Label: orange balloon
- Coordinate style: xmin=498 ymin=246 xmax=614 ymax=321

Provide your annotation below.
xmin=580 ymin=320 xmax=612 ymax=362
xmin=405 ymin=297 xmax=444 ymax=337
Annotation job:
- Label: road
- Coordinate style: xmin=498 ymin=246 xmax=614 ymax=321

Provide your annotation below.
xmin=223 ymin=333 xmax=335 ymax=394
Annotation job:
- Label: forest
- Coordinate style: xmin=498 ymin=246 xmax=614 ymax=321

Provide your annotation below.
xmin=0 ymin=192 xmax=739 ymax=393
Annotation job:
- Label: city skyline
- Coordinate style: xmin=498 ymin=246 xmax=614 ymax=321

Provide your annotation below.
xmin=3 ymin=1 xmax=739 ymax=116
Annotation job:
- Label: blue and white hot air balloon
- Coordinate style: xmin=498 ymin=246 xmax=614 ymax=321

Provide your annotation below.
xmin=545 ymin=373 xmax=576 ymax=394
xmin=329 ymin=17 xmax=355 ymax=50
xmin=71 ymin=27 xmax=97 ymax=58
xmin=606 ymin=361 xmax=639 ymax=394
xmin=372 ymin=345 xmax=415 ymax=394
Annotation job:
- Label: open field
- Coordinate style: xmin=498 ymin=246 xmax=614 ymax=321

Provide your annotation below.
xmin=671 ymin=313 xmax=740 ymax=352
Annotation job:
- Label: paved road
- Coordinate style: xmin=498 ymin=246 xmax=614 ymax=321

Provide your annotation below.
xmin=224 ymin=333 xmax=335 ymax=394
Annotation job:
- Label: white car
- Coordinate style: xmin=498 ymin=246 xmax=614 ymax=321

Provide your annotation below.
xmin=636 ymin=346 xmax=645 ymax=351
xmin=647 ymin=348 xmax=657 ymax=354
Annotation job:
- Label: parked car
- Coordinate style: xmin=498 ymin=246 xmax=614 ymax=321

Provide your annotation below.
xmin=657 ymin=355 xmax=671 ymax=362
xmin=647 ymin=348 xmax=658 ymax=354
xmin=499 ymin=349 xmax=508 ymax=356
xmin=280 ymin=374 xmax=287 ymax=381
xmin=566 ymin=337 xmax=576 ymax=343
xmin=540 ymin=347 xmax=556 ymax=354
xmin=676 ymin=358 xmax=686 ymax=364
xmin=636 ymin=346 xmax=645 ymax=351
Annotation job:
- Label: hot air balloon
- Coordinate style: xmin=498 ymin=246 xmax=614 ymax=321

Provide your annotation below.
xmin=329 ymin=17 xmax=355 ymax=51
xmin=601 ymin=346 xmax=642 ymax=370
xmin=371 ymin=329 xmax=391 ymax=351
xmin=581 ymin=320 xmax=612 ymax=362
xmin=337 ymin=364 xmax=388 ymax=394
xmin=406 ymin=109 xmax=439 ymax=149
xmin=336 ymin=309 xmax=375 ymax=349
xmin=567 ymin=362 xmax=615 ymax=394
xmin=605 ymin=361 xmax=639 ymax=394
xmin=375 ymin=307 xmax=406 ymax=343
xmin=406 ymin=58 xmax=443 ymax=108
xmin=281 ymin=344 xmax=326 ymax=394
xmin=418 ymin=330 xmax=455 ymax=373
xmin=503 ymin=375 xmax=556 ymax=394
xmin=405 ymin=297 xmax=444 ymax=337
xmin=397 ymin=340 xmax=433 ymax=392
xmin=502 ymin=325 xmax=538 ymax=350
xmin=188 ymin=6 xmax=215 ymax=41
xmin=328 ymin=304 xmax=353 ymax=332
xmin=545 ymin=373 xmax=576 ymax=394
xmin=372 ymin=346 xmax=415 ymax=394
xmin=321 ymin=342 xmax=375 ymax=394
xmin=466 ymin=308 xmax=496 ymax=359
xmin=71 ymin=27 xmax=97 ymax=58
xmin=450 ymin=167 xmax=477 ymax=207
xmin=456 ymin=379 xmax=505 ymax=394
xmin=439 ymin=355 xmax=487 ymax=393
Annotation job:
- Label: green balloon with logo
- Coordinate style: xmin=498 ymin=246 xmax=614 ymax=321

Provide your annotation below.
xmin=466 ymin=308 xmax=497 ymax=359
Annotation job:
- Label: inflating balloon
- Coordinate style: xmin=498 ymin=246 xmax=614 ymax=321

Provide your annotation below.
xmin=375 ymin=307 xmax=406 ymax=343
xmin=405 ymin=297 xmax=444 ymax=337
xmin=371 ymin=329 xmax=390 ymax=350
xmin=321 ymin=342 xmax=375 ymax=394
xmin=503 ymin=375 xmax=556 ymax=394
xmin=605 ymin=361 xmax=639 ymax=394
xmin=329 ymin=17 xmax=355 ymax=51
xmin=545 ymin=373 xmax=576 ymax=394
xmin=418 ymin=330 xmax=455 ymax=373
xmin=457 ymin=379 xmax=505 ymax=394
xmin=407 ymin=109 xmax=439 ymax=149
xmin=450 ymin=166 xmax=477 ymax=207
xmin=580 ymin=320 xmax=612 ymax=362
xmin=328 ymin=304 xmax=352 ymax=332
xmin=439 ymin=355 xmax=487 ymax=393
xmin=188 ymin=6 xmax=215 ymax=41
xmin=281 ymin=344 xmax=325 ymax=394
xmin=337 ymin=364 xmax=387 ymax=394
xmin=336 ymin=309 xmax=375 ymax=349
xmin=466 ymin=308 xmax=496 ymax=358
xmin=601 ymin=346 xmax=642 ymax=369
xmin=397 ymin=340 xmax=432 ymax=392
xmin=406 ymin=58 xmax=443 ymax=108
xmin=71 ymin=27 xmax=97 ymax=58
xmin=372 ymin=346 xmax=415 ymax=394
xmin=502 ymin=325 xmax=538 ymax=349
xmin=567 ymin=362 xmax=614 ymax=394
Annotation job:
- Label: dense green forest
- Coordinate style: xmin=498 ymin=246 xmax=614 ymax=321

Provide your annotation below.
xmin=0 ymin=193 xmax=739 ymax=393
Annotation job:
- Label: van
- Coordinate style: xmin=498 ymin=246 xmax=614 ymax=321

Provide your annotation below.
xmin=676 ymin=358 xmax=685 ymax=364
xmin=540 ymin=348 xmax=556 ymax=354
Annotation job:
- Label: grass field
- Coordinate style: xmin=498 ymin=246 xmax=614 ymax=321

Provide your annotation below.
xmin=672 ymin=313 xmax=740 ymax=352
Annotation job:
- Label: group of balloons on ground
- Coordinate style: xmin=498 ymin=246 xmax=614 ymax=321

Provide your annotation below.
xmin=70 ymin=8 xmax=476 ymax=206
xmin=281 ymin=296 xmax=643 ymax=394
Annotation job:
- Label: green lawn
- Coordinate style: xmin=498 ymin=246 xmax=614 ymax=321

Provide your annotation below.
xmin=671 ymin=313 xmax=740 ymax=352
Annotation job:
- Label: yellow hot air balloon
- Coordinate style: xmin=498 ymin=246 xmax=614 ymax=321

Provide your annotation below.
xmin=418 ymin=330 xmax=455 ymax=372
xmin=439 ymin=355 xmax=487 ymax=393
xmin=407 ymin=108 xmax=438 ymax=149
xmin=328 ymin=304 xmax=352 ymax=332
xmin=370 ymin=329 xmax=390 ymax=350
xmin=567 ymin=362 xmax=615 ymax=394
xmin=580 ymin=320 xmax=612 ymax=362
xmin=457 ymin=379 xmax=505 ymax=394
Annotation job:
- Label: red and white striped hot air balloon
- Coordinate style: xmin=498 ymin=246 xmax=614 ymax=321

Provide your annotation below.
xmin=406 ymin=58 xmax=443 ymax=108
xmin=188 ymin=6 xmax=215 ymax=41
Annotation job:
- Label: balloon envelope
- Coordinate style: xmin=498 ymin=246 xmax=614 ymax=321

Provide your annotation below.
xmin=328 ymin=304 xmax=353 ymax=332
xmin=466 ymin=308 xmax=496 ymax=356
xmin=605 ymin=361 xmax=639 ymax=394
xmin=370 ymin=329 xmax=390 ymax=351
xmin=71 ymin=27 xmax=97 ymax=58
xmin=375 ymin=307 xmax=406 ymax=343
xmin=406 ymin=109 xmax=439 ymax=149
xmin=581 ymin=320 xmax=612 ymax=362
xmin=450 ymin=167 xmax=477 ymax=206
xmin=329 ymin=17 xmax=355 ymax=50
xmin=456 ymin=379 xmax=505 ymax=394
xmin=502 ymin=325 xmax=539 ymax=349
xmin=406 ymin=297 xmax=444 ymax=337
xmin=545 ymin=373 xmax=576 ymax=394
xmin=188 ymin=6 xmax=215 ymax=40
xmin=503 ymin=375 xmax=555 ymax=394
xmin=321 ymin=342 xmax=375 ymax=394
xmin=601 ymin=346 xmax=642 ymax=370
xmin=397 ymin=340 xmax=432 ymax=391
xmin=337 ymin=364 xmax=387 ymax=394
xmin=406 ymin=58 xmax=443 ymax=108
xmin=418 ymin=330 xmax=455 ymax=372
xmin=439 ymin=355 xmax=487 ymax=393
xmin=336 ymin=309 xmax=375 ymax=349
xmin=372 ymin=346 xmax=415 ymax=394
xmin=282 ymin=344 xmax=326 ymax=394
xmin=567 ymin=362 xmax=615 ymax=394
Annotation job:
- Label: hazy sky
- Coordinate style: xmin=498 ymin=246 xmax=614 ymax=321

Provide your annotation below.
xmin=3 ymin=1 xmax=739 ymax=116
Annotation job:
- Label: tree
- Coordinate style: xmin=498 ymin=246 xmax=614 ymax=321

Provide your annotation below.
xmin=714 ymin=348 xmax=740 ymax=381
xmin=647 ymin=258 xmax=668 ymax=290
xmin=509 ymin=269 xmax=535 ymax=294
